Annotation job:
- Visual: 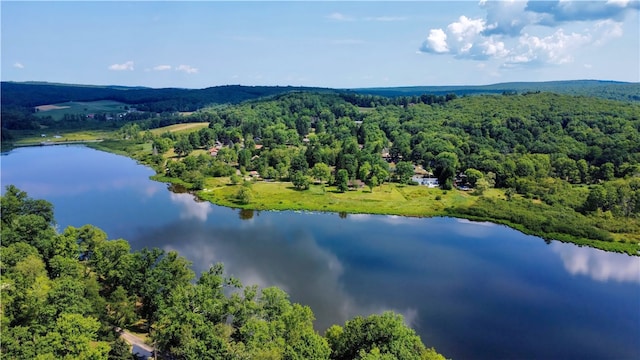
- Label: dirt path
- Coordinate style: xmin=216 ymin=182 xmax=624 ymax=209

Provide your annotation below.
xmin=119 ymin=329 xmax=155 ymax=359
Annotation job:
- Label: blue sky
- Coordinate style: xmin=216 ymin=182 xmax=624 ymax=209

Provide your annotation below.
xmin=2 ymin=1 xmax=639 ymax=89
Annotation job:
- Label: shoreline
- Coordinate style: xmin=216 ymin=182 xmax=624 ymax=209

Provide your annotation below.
xmin=159 ymin=174 xmax=640 ymax=256
xmin=79 ymin=141 xmax=639 ymax=256
xmin=12 ymin=139 xmax=104 ymax=147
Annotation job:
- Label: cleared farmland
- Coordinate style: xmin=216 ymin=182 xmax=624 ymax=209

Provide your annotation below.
xmin=34 ymin=100 xmax=129 ymax=120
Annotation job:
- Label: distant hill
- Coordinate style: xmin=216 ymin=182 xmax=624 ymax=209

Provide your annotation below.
xmin=2 ymin=80 xmax=639 ymax=115
xmin=352 ymin=80 xmax=640 ymax=102
xmin=0 ymin=82 xmax=332 ymax=112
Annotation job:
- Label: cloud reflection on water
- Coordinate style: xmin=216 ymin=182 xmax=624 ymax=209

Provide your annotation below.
xmin=453 ymin=218 xmax=497 ymax=238
xmin=133 ymin=218 xmax=419 ymax=331
xmin=551 ymin=243 xmax=640 ymax=283
xmin=168 ymin=192 xmax=212 ymax=221
xmin=349 ymin=214 xmax=418 ymax=226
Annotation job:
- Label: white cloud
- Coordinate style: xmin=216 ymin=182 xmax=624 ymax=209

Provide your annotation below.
xmin=593 ymin=19 xmax=624 ymax=44
xmin=176 ymin=64 xmax=198 ymax=74
xmin=448 ymin=16 xmax=486 ymax=42
xmin=421 ymin=16 xmax=508 ymax=60
xmin=153 ymin=65 xmax=172 ymax=71
xmin=108 ymin=61 xmax=134 ymax=71
xmin=507 ymin=29 xmax=591 ymax=65
xmin=419 ymin=0 xmax=632 ymax=67
xmin=327 ymin=12 xmax=353 ymax=21
xmin=480 ymin=37 xmax=509 ymax=58
xmin=420 ymin=28 xmax=449 ymax=53
xmin=447 ymin=16 xmax=487 ymax=56
xmin=607 ymin=0 xmax=630 ymax=6
xmin=483 ymin=0 xmax=535 ymax=36
xmin=13 ymin=62 xmax=24 ymax=69
xmin=526 ymin=0 xmax=639 ymax=24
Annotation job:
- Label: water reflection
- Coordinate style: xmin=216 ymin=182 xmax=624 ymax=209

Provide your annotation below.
xmin=552 ymin=242 xmax=640 ymax=283
xmin=453 ymin=219 xmax=497 ymax=238
xmin=168 ymin=192 xmax=212 ymax=221
xmin=132 ymin=218 xmax=418 ymax=331
xmin=239 ymin=209 xmax=254 ymax=220
xmin=350 ymin=214 xmax=418 ymax=226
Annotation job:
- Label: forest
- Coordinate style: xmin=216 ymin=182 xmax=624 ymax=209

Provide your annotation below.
xmin=0 ymin=186 xmax=446 ymax=360
xmin=100 ymin=90 xmax=640 ymax=253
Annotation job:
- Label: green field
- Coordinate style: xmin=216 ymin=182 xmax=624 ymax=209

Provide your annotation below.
xmin=34 ymin=100 xmax=129 ymax=121
xmin=9 ymin=129 xmax=113 ymax=147
xmin=148 ymin=122 xmax=210 ymax=135
xmin=195 ymin=177 xmax=491 ymax=216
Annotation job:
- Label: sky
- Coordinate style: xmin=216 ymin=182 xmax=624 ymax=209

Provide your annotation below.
xmin=1 ymin=1 xmax=639 ymax=89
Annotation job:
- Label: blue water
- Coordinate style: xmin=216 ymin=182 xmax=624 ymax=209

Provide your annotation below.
xmin=2 ymin=145 xmax=639 ymax=359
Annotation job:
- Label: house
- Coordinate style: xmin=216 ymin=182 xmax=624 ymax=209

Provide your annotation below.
xmin=413 ymin=165 xmax=429 ymax=176
xmin=412 ymin=176 xmax=439 ymax=188
xmin=209 ymin=142 xmax=224 ymax=157
xmin=381 ymin=148 xmax=391 ymax=161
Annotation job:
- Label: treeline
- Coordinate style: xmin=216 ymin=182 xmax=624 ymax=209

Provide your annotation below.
xmin=0 ymin=82 xmax=332 ymax=112
xmin=0 ymin=186 xmax=446 ymax=360
xmin=355 ymin=80 xmax=640 ymax=103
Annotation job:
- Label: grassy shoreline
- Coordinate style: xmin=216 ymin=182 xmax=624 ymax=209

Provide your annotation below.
xmin=160 ymin=172 xmax=639 ymax=256
xmin=5 ymin=133 xmax=637 ymax=256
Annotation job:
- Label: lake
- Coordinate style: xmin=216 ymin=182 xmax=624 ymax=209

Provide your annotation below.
xmin=2 ymin=145 xmax=639 ymax=359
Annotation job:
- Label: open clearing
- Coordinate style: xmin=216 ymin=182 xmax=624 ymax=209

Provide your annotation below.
xmin=149 ymin=122 xmax=209 ymax=135
xmin=34 ymin=100 xmax=129 ymax=121
xmin=196 ymin=178 xmax=483 ymax=217
xmin=35 ymin=104 xmax=71 ymax=111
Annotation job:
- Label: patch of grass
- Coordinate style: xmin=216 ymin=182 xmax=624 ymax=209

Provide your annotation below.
xmin=12 ymin=129 xmax=114 ymax=146
xmin=196 ymin=180 xmax=478 ymax=217
xmin=149 ymin=122 xmax=210 ymax=136
xmin=448 ymin=197 xmax=639 ymax=255
xmin=87 ymin=139 xmax=150 ymax=157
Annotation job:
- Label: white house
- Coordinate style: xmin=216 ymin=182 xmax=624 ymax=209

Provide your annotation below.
xmin=412 ymin=176 xmax=439 ymax=188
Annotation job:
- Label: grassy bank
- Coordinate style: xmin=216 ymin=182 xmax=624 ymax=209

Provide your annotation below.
xmin=7 ymin=129 xmax=113 ymax=146
xmin=196 ymin=178 xmax=483 ymax=216
xmin=189 ymin=175 xmax=638 ymax=256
